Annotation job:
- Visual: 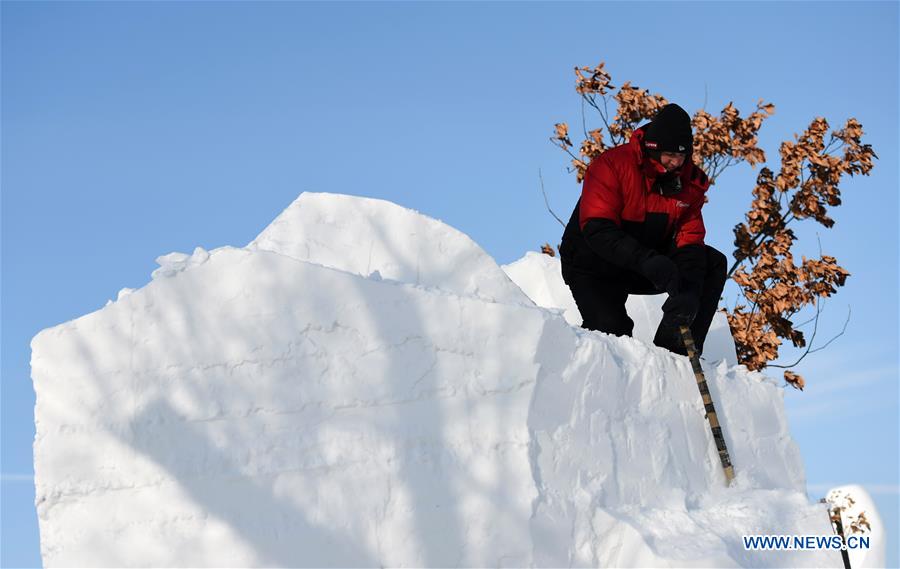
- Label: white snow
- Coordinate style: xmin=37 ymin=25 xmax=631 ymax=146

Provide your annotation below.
xmin=247 ymin=192 xmax=531 ymax=305
xmin=31 ymin=192 xmax=882 ymax=567
xmin=151 ymin=246 xmax=212 ymax=280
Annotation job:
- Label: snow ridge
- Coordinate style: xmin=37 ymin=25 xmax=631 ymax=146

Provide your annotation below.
xmin=248 ymin=192 xmax=532 ymax=306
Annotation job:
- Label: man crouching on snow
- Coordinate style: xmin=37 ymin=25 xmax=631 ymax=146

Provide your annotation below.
xmin=559 ymin=103 xmax=727 ymax=357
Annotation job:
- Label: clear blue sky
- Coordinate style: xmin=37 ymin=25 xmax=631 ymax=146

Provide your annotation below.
xmin=3 ymin=2 xmax=897 ymax=567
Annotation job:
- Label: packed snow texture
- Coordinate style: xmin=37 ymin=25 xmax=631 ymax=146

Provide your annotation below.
xmin=32 ymin=193 xmax=857 ymax=567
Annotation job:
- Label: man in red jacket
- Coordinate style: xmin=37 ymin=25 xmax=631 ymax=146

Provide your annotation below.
xmin=559 ymin=103 xmax=727 ymax=357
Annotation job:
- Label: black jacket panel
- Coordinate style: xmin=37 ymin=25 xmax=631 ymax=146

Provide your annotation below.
xmin=669 ymin=243 xmax=708 ymax=294
xmin=561 ymin=199 xmax=668 ymax=276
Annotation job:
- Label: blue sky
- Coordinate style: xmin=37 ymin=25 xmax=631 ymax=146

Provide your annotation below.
xmin=2 ymin=2 xmax=897 ymax=567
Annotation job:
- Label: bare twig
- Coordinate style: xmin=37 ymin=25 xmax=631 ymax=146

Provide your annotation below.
xmin=807 ymin=306 xmax=851 ymax=355
xmin=821 ymin=134 xmax=842 ymax=156
xmin=539 ymin=169 xmax=566 ymax=229
xmin=583 ymin=93 xmax=605 ymax=118
xmin=768 ymin=305 xmax=850 ymax=368
xmin=793 ymin=300 xmax=825 ymax=328
xmin=602 ymin=95 xmax=617 ymax=144
xmin=585 ymin=93 xmax=615 ymax=146
xmin=581 ymin=97 xmax=590 ymax=141
xmin=550 ymin=138 xmax=585 ymax=168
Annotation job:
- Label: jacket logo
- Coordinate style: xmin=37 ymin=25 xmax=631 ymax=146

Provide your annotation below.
xmin=676 ymin=201 xmax=690 ymax=208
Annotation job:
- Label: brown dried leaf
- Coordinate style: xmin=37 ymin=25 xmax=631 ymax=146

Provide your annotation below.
xmin=784 ymin=370 xmax=805 ymax=391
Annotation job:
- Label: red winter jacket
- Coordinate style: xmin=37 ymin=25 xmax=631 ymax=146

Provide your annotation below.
xmin=560 ymin=126 xmax=711 ymax=281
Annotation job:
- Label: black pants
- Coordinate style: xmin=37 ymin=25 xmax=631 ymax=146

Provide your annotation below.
xmin=561 ymin=245 xmax=728 ymax=356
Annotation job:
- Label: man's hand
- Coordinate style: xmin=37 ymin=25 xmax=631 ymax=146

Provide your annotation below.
xmin=662 ymin=291 xmax=700 ymax=325
xmin=640 ymin=255 xmax=679 ymax=296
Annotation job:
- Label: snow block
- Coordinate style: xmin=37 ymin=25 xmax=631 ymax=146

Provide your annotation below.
xmin=33 ymin=247 xmax=544 ymax=567
xmin=33 ymin=193 xmax=841 ymax=567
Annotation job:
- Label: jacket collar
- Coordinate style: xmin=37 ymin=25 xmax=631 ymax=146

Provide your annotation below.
xmin=630 ymin=126 xmax=668 ymax=181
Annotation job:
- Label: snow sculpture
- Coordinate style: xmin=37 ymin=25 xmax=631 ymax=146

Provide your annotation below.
xmin=32 ymin=192 xmax=872 ymax=567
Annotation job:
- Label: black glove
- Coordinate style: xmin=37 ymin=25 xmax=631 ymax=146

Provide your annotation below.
xmin=653 ymin=324 xmax=688 ymax=357
xmin=653 ymin=293 xmax=701 ymax=356
xmin=661 ymin=290 xmax=700 ymax=326
xmin=640 ymin=255 xmax=679 ymax=296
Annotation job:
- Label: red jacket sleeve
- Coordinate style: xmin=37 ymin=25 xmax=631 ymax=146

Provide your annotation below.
xmin=674 ymin=165 xmax=709 ymax=247
xmin=579 ymin=156 xmax=622 ymax=229
xmin=674 ymin=200 xmax=706 ymax=247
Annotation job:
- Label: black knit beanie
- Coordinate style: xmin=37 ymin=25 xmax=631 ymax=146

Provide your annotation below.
xmin=643 ymin=103 xmax=693 ymax=153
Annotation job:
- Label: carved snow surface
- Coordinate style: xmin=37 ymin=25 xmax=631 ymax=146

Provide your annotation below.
xmin=32 ymin=193 xmax=839 ymax=567
xmin=248 ymin=192 xmax=532 ymax=306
